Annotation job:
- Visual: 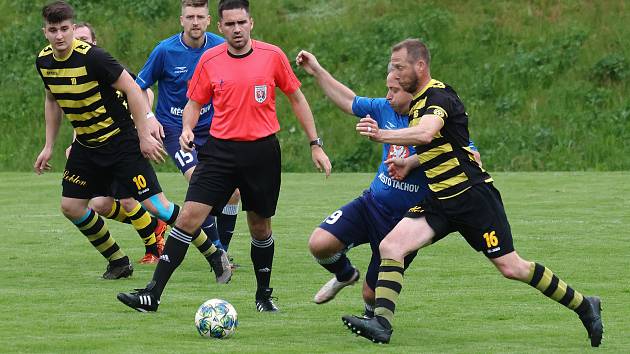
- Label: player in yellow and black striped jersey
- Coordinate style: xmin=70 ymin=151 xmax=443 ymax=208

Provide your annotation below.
xmin=344 ymin=39 xmax=603 ymax=347
xmin=33 ymin=1 xmax=227 ymax=281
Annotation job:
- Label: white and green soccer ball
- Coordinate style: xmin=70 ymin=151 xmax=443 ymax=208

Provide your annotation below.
xmin=195 ymin=299 xmax=238 ymax=339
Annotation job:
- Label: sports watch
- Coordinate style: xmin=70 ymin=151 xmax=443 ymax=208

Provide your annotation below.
xmin=309 ymin=138 xmax=323 ymax=147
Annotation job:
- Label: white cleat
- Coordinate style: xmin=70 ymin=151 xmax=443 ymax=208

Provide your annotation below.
xmin=313 ymin=268 xmax=360 ymax=304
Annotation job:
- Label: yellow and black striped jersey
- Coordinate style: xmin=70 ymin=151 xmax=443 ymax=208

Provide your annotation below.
xmin=35 ymin=39 xmax=134 ymax=147
xmin=409 ymin=79 xmax=492 ymax=199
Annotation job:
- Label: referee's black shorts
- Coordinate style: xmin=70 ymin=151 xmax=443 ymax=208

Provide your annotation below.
xmin=404 ymin=182 xmax=515 ymax=258
xmin=186 ymin=134 xmax=281 ymax=218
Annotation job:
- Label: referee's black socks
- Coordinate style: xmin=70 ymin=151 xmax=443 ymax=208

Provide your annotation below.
xmin=251 ymin=234 xmax=275 ymax=293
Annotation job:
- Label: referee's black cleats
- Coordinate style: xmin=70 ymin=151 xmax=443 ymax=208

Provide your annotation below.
xmin=255 ymin=287 xmax=279 ymax=312
xmin=117 ymin=281 xmax=159 ymax=312
xmin=342 ymin=315 xmax=392 ymax=344
xmin=579 ymin=296 xmax=603 ymax=347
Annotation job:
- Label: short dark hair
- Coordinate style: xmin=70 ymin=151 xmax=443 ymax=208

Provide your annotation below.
xmin=75 ymin=22 xmax=96 ymax=43
xmin=392 ymin=39 xmax=431 ymax=67
xmin=181 ymin=0 xmax=208 ymax=9
xmin=218 ymin=0 xmax=249 ymax=18
xmin=42 ymin=0 xmax=74 ymax=24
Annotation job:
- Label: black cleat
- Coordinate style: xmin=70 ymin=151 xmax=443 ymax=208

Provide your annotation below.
xmin=255 ymin=287 xmax=279 ymax=312
xmin=579 ymin=296 xmax=603 ymax=347
xmin=342 ymin=315 xmax=392 ymax=344
xmin=117 ymin=281 xmax=159 ymax=312
xmin=209 ymin=249 xmax=232 ymax=284
xmin=102 ymin=260 xmax=133 ymax=280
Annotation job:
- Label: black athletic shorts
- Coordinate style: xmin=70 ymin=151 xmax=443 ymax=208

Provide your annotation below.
xmin=62 ymin=131 xmax=162 ymax=202
xmin=405 ymin=182 xmax=514 ymax=258
xmin=186 ymin=134 xmax=281 ymax=218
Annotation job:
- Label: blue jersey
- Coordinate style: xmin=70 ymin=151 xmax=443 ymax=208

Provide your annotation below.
xmin=351 ymin=96 xmax=430 ymax=217
xmin=136 ymin=32 xmax=224 ymax=131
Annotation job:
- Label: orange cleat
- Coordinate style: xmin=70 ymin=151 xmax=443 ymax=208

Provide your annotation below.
xmin=154 ymin=219 xmax=167 ymax=256
xmin=138 ymin=253 xmax=159 ymax=264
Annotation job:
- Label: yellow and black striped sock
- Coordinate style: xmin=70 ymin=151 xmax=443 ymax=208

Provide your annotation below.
xmin=374 ymin=259 xmax=405 ymax=328
xmin=74 ymin=209 xmax=127 ymax=264
xmin=192 ymin=229 xmax=219 ymax=264
xmin=105 ymin=200 xmax=131 ymax=224
xmin=527 ymin=262 xmax=589 ymax=315
xmin=126 ymin=203 xmax=158 ymax=256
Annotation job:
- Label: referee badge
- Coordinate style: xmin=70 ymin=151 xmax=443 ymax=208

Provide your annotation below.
xmin=254 ymin=85 xmax=267 ymax=103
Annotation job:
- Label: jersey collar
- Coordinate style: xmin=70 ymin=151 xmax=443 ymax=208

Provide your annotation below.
xmin=53 ymin=38 xmax=79 ymax=62
xmin=412 ymin=78 xmax=438 ymax=101
xmin=179 ymin=32 xmax=207 ymax=50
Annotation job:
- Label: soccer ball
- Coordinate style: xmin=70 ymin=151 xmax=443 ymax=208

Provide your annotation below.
xmin=194 ymin=299 xmax=238 ymax=339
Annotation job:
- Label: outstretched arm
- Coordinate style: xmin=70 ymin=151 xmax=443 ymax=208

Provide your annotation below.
xmin=286 ymin=88 xmax=332 ymax=177
xmin=356 ymin=115 xmax=444 ymax=146
xmin=296 ymin=50 xmax=355 ymax=115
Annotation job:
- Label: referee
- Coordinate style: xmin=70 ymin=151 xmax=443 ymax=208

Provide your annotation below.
xmin=118 ymin=0 xmax=331 ymax=313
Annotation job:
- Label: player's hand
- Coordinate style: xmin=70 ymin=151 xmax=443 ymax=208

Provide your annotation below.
xmin=139 ymin=134 xmax=166 ymax=163
xmin=179 ymin=129 xmax=195 ymax=153
xmin=356 ymin=115 xmax=382 ymax=142
xmin=295 ymin=50 xmax=321 ymax=76
xmin=384 ymin=156 xmax=411 ymax=180
xmin=34 ymin=147 xmax=53 ymax=175
xmin=311 ymin=146 xmax=332 ymax=178
xmin=65 ymin=145 xmax=72 ymax=159
xmin=146 ymin=115 xmax=165 ymax=145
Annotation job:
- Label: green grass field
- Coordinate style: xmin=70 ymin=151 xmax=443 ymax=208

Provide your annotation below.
xmin=0 ymin=172 xmax=627 ymax=353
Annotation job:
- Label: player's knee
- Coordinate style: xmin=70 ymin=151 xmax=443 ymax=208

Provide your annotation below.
xmin=89 ymin=198 xmax=112 ymax=216
xmin=119 ymin=198 xmax=139 ymax=213
xmin=249 ymin=224 xmax=271 ymax=240
xmin=496 ymin=262 xmax=525 ymax=280
xmin=60 ymin=201 xmax=85 ymax=220
xmin=378 ymin=238 xmax=401 ymax=259
xmin=308 ymin=233 xmax=330 ymax=258
xmin=309 ymin=229 xmax=344 ymax=258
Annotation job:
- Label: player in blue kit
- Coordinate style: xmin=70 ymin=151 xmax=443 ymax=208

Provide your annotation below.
xmin=297 ymin=50 xmax=481 ymax=316
xmin=135 ymin=0 xmax=240 ymax=253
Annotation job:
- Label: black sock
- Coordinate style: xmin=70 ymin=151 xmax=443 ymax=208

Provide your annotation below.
xmin=251 ymin=234 xmax=274 ymax=290
xmin=217 ymin=206 xmax=238 ymax=251
xmin=316 ymin=252 xmax=355 ymax=281
xmin=150 ymin=227 xmax=191 ymax=299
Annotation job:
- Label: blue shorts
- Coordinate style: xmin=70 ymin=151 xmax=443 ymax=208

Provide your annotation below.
xmin=162 ymin=124 xmax=210 ymax=174
xmin=318 ymin=190 xmax=418 ymax=290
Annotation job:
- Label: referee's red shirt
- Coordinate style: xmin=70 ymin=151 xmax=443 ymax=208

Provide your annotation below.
xmin=187 ymin=40 xmax=301 ymax=141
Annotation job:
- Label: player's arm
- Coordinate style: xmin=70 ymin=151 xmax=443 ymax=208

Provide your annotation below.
xmin=141 ymin=88 xmax=155 ymax=111
xmin=34 ymin=89 xmax=63 ymax=174
xmin=112 ymin=70 xmax=166 ymax=162
xmin=286 ymin=88 xmax=332 ymax=177
xmin=295 ymin=50 xmax=355 ymax=115
xmin=180 ymin=99 xmax=202 ymax=153
xmin=356 ymin=114 xmax=444 ymax=146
